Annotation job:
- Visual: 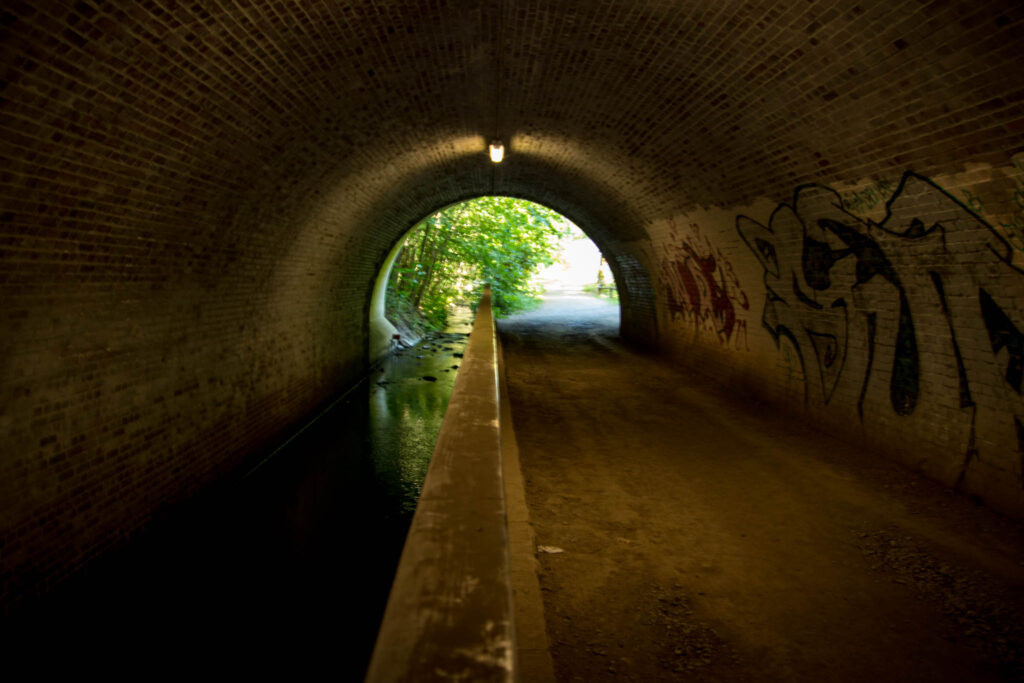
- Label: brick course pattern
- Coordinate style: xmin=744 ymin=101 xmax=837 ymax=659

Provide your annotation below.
xmin=1 ymin=0 xmax=1023 ymax=604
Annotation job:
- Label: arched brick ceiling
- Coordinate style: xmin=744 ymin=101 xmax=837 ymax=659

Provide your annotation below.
xmin=4 ymin=1 xmax=1020 ymax=297
xmin=2 ymin=0 xmax=1024 ymax=602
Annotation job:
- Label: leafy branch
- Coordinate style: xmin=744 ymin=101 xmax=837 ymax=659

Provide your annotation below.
xmin=386 ymin=197 xmax=570 ymax=329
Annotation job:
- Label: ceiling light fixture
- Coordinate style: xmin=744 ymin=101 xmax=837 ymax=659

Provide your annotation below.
xmin=489 ymin=141 xmax=504 ymax=163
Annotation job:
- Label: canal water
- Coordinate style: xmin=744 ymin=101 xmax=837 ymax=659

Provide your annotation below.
xmin=368 ymin=306 xmax=473 ymax=517
xmin=12 ymin=309 xmax=474 ymax=678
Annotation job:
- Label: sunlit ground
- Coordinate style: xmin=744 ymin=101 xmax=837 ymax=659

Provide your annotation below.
xmin=535 ymin=224 xmax=614 ymax=292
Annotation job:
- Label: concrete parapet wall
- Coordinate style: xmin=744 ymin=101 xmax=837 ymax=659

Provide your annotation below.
xmin=366 ymin=289 xmax=514 ymax=683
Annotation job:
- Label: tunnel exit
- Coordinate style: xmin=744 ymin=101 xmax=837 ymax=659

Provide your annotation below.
xmin=370 ymin=196 xmax=620 ymax=360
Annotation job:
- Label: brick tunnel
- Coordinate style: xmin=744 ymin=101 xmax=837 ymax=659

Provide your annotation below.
xmin=3 ymin=1 xmax=1024 ymax=678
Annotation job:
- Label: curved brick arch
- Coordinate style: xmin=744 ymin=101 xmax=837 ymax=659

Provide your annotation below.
xmin=346 ymin=153 xmax=661 ymax=344
xmin=2 ymin=0 xmax=1024 ymax=601
xmin=366 ymin=188 xmax=657 ymax=358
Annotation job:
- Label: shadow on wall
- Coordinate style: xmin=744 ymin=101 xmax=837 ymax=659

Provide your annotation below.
xmin=609 ymin=252 xmax=658 ymax=348
xmin=736 ymin=171 xmax=1024 ymax=504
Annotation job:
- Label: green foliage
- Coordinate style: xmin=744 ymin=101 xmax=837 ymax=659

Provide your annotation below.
xmin=386 ymin=197 xmax=570 ymax=329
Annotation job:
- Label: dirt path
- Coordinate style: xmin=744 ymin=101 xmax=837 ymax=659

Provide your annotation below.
xmin=498 ymin=289 xmax=1024 ymax=682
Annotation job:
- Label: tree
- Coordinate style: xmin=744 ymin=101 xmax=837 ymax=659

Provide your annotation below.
xmin=387 ymin=197 xmax=570 ymax=329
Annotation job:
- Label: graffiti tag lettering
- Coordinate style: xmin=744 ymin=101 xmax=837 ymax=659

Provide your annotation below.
xmin=841 ymin=178 xmax=895 ymax=214
xmin=998 ymin=157 xmax=1024 ymax=253
xmin=737 ymin=172 xmax=1024 ymax=486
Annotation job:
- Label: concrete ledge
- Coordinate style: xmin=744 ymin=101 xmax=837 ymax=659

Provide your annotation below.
xmin=366 ymin=289 xmax=515 ymax=683
xmin=497 ymin=332 xmax=558 ymax=683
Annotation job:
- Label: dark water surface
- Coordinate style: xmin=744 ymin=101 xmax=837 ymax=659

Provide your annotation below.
xmin=10 ymin=311 xmax=472 ymax=677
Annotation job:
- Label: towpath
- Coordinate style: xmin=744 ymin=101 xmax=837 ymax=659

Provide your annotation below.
xmin=498 ymin=288 xmax=1024 ymax=682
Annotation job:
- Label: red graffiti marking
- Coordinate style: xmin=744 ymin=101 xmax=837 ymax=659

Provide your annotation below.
xmin=661 ymin=222 xmax=749 ymax=344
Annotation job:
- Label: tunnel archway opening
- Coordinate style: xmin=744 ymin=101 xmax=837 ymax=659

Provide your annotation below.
xmin=369 ymin=195 xmax=620 ymax=360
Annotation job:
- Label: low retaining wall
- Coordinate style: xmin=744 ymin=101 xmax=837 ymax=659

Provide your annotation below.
xmin=365 ymin=289 xmax=515 ymax=682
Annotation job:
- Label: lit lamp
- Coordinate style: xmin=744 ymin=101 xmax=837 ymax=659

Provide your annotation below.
xmin=489 ymin=141 xmax=504 ymax=163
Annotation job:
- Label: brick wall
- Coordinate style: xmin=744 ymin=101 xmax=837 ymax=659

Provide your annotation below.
xmin=2 ymin=0 xmax=1023 ymax=603
xmin=645 ymin=161 xmax=1024 ymax=516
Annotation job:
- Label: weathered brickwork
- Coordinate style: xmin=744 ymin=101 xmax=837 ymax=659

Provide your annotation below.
xmin=1 ymin=0 xmax=1023 ymax=603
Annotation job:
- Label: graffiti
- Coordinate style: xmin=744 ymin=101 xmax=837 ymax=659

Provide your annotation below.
xmin=960 ymin=189 xmax=984 ymax=214
xmin=841 ymin=178 xmax=896 ymax=214
xmin=660 ymin=221 xmax=750 ymax=346
xmin=999 ymin=215 xmax=1024 ymax=253
xmin=781 ymin=339 xmax=803 ymax=395
xmin=737 ymin=171 xmax=1024 ymax=485
xmin=998 ymin=157 xmax=1024 ymax=253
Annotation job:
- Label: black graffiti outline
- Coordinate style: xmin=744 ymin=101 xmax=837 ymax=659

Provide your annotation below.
xmin=737 ymin=170 xmax=1024 ymax=488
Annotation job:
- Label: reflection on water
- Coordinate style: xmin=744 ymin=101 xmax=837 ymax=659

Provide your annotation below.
xmin=370 ymin=306 xmax=473 ymax=514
